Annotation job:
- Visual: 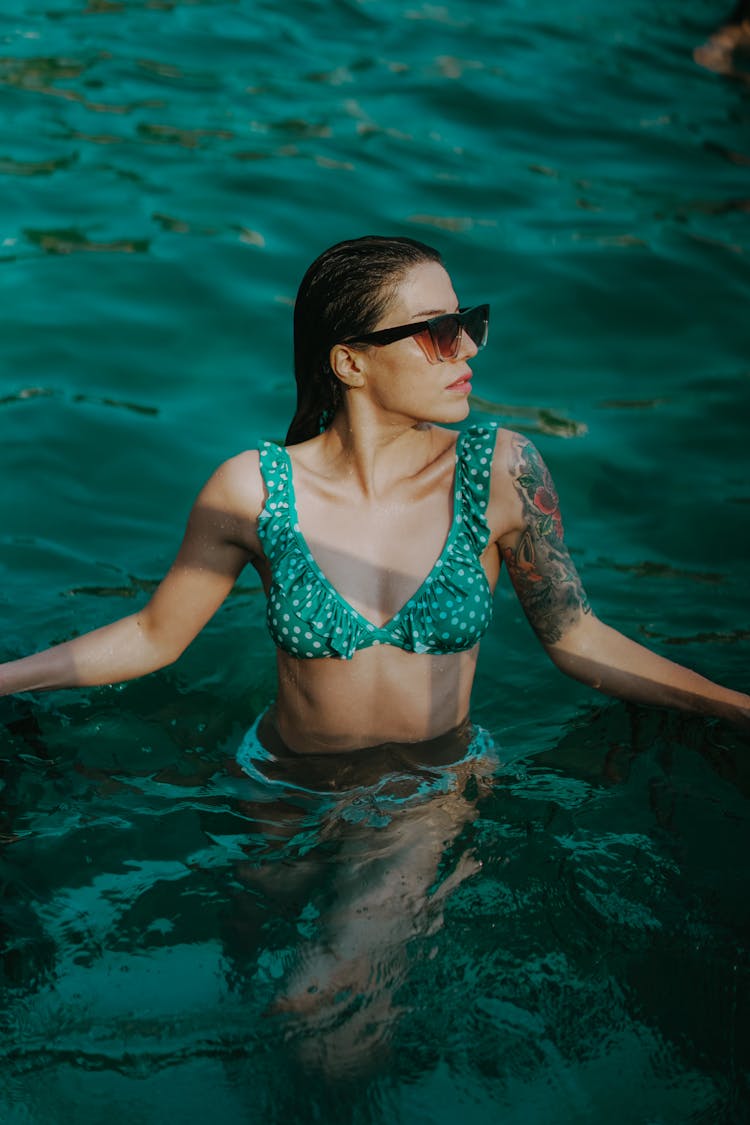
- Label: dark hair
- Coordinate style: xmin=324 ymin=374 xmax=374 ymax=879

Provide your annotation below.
xmin=285 ymin=235 xmax=443 ymax=445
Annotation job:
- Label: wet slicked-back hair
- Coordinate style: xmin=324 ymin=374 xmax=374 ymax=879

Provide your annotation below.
xmin=285 ymin=235 xmax=443 ymax=445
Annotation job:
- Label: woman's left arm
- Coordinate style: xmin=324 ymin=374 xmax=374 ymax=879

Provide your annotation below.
xmin=495 ymin=431 xmax=750 ymax=729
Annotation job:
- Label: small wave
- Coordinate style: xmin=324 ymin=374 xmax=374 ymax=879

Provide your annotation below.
xmin=469 ymin=395 xmax=588 ymax=438
xmin=593 ymin=558 xmax=724 ymax=584
xmin=639 ymin=626 xmax=750 ymax=645
xmin=24 ymin=227 xmax=150 ymax=254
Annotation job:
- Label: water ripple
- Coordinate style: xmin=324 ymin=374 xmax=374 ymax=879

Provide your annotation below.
xmin=470 ymin=396 xmax=588 ymax=438
xmin=2 ymin=1 xmax=749 ymax=1117
xmin=24 ymin=227 xmax=150 ymax=254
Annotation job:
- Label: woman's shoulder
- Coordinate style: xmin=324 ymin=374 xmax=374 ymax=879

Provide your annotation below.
xmin=197 ymin=448 xmax=267 ymax=520
xmin=481 ymin=426 xmax=563 ymax=539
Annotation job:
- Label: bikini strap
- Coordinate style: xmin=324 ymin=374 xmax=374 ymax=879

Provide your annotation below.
xmin=457 ymin=423 xmax=497 ymax=508
xmin=456 ymin=423 xmax=498 ymax=548
xmin=258 ymin=440 xmax=290 ymax=496
xmin=257 ymin=441 xmax=292 ymax=549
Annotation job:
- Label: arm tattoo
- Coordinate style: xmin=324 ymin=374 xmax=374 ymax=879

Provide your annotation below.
xmin=502 ymin=435 xmax=591 ymax=645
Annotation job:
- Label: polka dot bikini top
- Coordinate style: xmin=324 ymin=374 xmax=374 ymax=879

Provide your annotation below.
xmin=256 ymin=424 xmax=497 ymax=661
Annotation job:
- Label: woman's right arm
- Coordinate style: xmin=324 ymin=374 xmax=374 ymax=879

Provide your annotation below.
xmin=0 ymin=451 xmax=264 ymax=697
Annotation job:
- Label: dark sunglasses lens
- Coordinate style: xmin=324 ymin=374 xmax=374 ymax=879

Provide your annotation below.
xmin=464 ymin=306 xmax=489 ymax=349
xmin=431 ymin=315 xmax=462 ymax=360
xmin=426 ymin=306 xmax=489 ymax=361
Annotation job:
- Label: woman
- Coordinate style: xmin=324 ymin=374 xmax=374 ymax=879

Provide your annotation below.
xmin=1 ymin=234 xmax=748 ymax=746
xmin=4 ymin=236 xmax=748 ymax=1065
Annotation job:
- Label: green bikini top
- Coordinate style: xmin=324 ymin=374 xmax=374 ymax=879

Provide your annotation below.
xmin=256 ymin=424 xmax=497 ymax=661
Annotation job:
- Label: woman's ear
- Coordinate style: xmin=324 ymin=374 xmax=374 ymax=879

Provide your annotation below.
xmin=329 ymin=344 xmax=366 ymax=388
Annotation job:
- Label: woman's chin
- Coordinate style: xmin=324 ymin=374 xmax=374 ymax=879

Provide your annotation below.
xmin=430 ymin=397 xmax=472 ymax=424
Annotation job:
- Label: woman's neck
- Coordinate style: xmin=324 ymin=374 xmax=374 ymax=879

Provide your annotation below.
xmin=321 ymin=410 xmax=438 ymax=500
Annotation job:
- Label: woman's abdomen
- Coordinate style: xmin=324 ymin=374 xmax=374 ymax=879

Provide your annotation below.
xmin=273 ymin=645 xmax=479 ymax=753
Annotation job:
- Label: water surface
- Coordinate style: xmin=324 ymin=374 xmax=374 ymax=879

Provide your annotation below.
xmin=1 ymin=0 xmax=749 ymax=1121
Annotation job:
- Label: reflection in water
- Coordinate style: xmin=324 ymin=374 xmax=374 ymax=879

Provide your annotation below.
xmin=71 ymin=393 xmax=158 ymax=415
xmin=25 ymin=228 xmax=149 ymax=254
xmin=137 ymin=59 xmax=185 ymax=81
xmin=676 ymin=196 xmax=750 ymax=217
xmin=432 ymin=55 xmax=486 ymax=80
xmin=307 ymin=66 xmax=356 ymax=86
xmin=403 ymin=6 xmax=469 ymax=29
xmin=84 ymin=0 xmax=125 ymax=11
xmin=409 ymin=214 xmax=493 ymax=233
xmin=237 ymin=226 xmax=266 ymax=246
xmin=64 ymin=577 xmax=160 ymax=600
xmin=0 ymin=387 xmax=54 ymax=406
xmin=136 ymin=122 xmax=234 ymax=148
xmin=0 ymin=55 xmax=87 ymax=86
xmin=469 ymin=395 xmax=587 ymax=439
xmin=704 ymin=140 xmax=750 ymax=168
xmin=571 ymin=232 xmax=647 ymax=248
xmin=152 ymin=212 xmax=198 ymax=234
xmin=313 ymin=155 xmax=355 ymax=172
xmin=68 ymin=129 xmax=123 ymax=145
xmin=639 ymin=625 xmax=750 ymax=646
xmin=344 ymin=98 xmax=413 ymax=141
xmin=0 ymin=54 xmax=161 ymax=113
xmin=233 ymin=149 xmax=275 ymax=161
xmin=0 ymin=154 xmax=77 ymax=177
xmin=592 ymin=558 xmax=724 ymax=585
xmin=0 ymin=386 xmax=156 ymax=413
xmin=599 ymin=397 xmax=666 ymax=409
xmin=82 ymin=0 xmax=234 ymax=11
xmin=63 ymin=576 xmax=261 ymax=601
xmin=683 ymin=230 xmax=745 ymax=257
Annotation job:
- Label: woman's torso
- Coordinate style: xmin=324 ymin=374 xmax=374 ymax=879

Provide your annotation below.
xmin=239 ymin=424 xmax=515 ymax=752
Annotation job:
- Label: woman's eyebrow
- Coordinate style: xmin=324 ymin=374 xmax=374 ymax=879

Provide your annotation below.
xmin=411 ymin=305 xmax=459 ymax=318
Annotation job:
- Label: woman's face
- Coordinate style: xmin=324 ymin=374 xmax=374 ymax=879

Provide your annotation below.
xmin=343 ymin=260 xmax=479 ymax=425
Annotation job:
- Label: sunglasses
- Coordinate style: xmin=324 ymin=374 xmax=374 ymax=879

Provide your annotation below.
xmin=342 ymin=304 xmax=489 ymax=365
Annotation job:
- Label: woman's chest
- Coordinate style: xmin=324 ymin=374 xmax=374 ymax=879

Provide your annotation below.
xmin=255 ymin=433 xmax=502 ymax=648
xmin=298 ymin=490 xmax=456 ymax=622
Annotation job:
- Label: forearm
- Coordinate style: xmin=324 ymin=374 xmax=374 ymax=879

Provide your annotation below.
xmin=548 ymin=615 xmax=750 ymax=728
xmin=0 ymin=613 xmax=177 ymax=697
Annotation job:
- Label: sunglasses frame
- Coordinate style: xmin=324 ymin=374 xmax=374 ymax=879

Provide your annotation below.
xmin=341 ymin=304 xmax=489 ymax=364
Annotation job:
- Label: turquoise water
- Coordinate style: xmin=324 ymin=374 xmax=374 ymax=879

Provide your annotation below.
xmin=2 ymin=0 xmax=749 ymax=1120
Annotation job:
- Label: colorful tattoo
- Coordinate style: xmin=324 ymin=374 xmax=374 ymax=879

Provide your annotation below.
xmin=502 ymin=436 xmax=591 ymax=645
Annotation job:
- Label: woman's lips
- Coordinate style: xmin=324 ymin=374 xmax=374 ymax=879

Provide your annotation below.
xmin=447 ymin=374 xmax=472 ymax=393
